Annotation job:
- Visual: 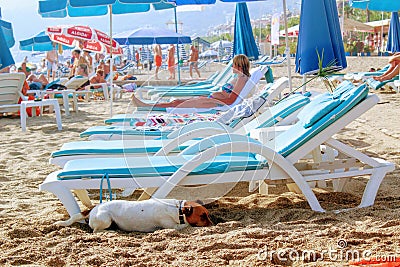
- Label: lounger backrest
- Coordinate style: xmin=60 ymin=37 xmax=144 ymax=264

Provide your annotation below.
xmin=64 ymin=77 xmax=89 ymax=90
xmin=211 ymin=60 xmax=233 ymax=86
xmin=228 ymin=65 xmax=267 ymax=108
xmin=0 ymin=73 xmax=25 ymax=112
xmin=271 ymin=83 xmax=368 ymax=158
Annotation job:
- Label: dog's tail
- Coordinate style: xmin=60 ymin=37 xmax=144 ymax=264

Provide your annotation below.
xmin=54 ymin=208 xmax=93 ymax=227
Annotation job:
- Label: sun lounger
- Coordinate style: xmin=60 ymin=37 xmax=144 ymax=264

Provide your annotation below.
xmin=329 ymin=64 xmax=390 ymax=85
xmin=41 ymin=82 xmax=394 ymax=217
xmin=139 ymin=60 xmax=233 ymax=93
xmin=80 ymin=67 xmax=272 ymax=140
xmin=365 ymin=76 xmax=399 ymax=91
xmin=51 ymin=92 xmax=311 ymax=167
xmin=0 ymin=73 xmax=26 ymax=115
xmin=105 ymin=76 xmax=289 ymax=129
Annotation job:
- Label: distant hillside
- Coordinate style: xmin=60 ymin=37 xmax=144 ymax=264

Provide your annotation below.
xmin=115 ymin=0 xmax=300 ymax=37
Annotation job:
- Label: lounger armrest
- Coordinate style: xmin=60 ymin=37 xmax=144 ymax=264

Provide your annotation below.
xmin=167 ymin=121 xmax=233 ymax=139
xmin=249 ymin=125 xmax=292 ymax=143
xmin=155 ymin=127 xmax=234 ymax=156
xmin=179 ymin=133 xmax=261 ymax=155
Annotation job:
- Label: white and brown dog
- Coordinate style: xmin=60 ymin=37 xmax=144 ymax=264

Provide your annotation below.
xmin=55 ymin=199 xmax=213 ymax=233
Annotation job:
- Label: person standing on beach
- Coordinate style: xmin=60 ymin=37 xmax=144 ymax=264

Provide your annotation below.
xmin=70 ymin=49 xmax=89 ymax=78
xmin=167 ymin=44 xmax=176 ymax=80
xmin=45 ymin=48 xmax=58 ymax=81
xmin=153 ymin=44 xmax=162 ymax=80
xmin=189 ymin=45 xmax=201 ymax=79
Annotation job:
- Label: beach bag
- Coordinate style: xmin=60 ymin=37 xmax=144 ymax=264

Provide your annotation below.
xmin=47 ymin=83 xmax=67 ymax=90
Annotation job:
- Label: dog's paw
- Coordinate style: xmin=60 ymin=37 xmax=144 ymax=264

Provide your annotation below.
xmin=54 ymin=220 xmax=69 ymax=227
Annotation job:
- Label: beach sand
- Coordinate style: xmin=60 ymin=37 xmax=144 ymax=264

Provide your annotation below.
xmin=0 ymin=56 xmax=399 ymax=266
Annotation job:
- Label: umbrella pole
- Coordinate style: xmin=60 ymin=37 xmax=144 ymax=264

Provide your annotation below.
xmin=282 ymin=0 xmax=292 ymax=91
xmin=174 ymin=7 xmax=181 ymax=85
xmin=109 ymin=4 xmax=114 ymax=118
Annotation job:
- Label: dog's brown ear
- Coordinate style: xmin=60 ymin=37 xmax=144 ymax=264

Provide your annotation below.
xmin=182 ymin=205 xmax=193 ymax=216
xmin=195 ymin=200 xmax=205 ymax=205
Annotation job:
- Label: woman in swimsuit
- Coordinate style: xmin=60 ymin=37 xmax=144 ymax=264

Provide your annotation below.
xmin=131 ymin=54 xmax=250 ymax=109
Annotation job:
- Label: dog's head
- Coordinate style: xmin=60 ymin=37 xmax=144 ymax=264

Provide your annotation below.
xmin=182 ymin=201 xmax=213 ymax=227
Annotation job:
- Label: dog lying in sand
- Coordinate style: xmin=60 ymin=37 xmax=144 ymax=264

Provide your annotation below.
xmin=55 ymin=199 xmax=213 ymax=233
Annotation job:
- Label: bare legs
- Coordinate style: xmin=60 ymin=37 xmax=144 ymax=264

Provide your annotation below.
xmin=155 ymin=66 xmax=160 ymax=80
xmin=373 ymin=63 xmax=400 ymax=81
xmin=189 ymin=63 xmax=201 ymax=79
xmin=131 ymin=94 xmax=223 ymax=108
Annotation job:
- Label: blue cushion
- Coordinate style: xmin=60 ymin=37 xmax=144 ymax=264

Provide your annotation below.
xmin=331 ymin=80 xmax=354 ymax=99
xmin=57 ymin=155 xmax=263 ymax=180
xmin=275 ymin=83 xmax=369 ymax=157
xmin=297 ymin=93 xmax=341 ymax=128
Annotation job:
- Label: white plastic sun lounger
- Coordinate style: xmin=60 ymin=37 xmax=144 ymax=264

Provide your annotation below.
xmin=41 ymin=82 xmax=394 ymax=217
xmin=50 ymin=93 xmax=310 ymax=167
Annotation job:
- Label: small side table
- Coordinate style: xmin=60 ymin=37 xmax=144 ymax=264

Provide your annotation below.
xmin=20 ymin=99 xmax=62 ymax=132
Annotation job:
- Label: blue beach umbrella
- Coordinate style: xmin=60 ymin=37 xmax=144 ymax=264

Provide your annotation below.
xmin=0 ymin=19 xmax=15 ymax=48
xmin=350 ymin=0 xmax=400 ymax=12
xmin=295 ymin=0 xmax=347 ymax=75
xmin=19 ymin=31 xmax=73 ymax=51
xmin=387 ymin=12 xmax=400 ymax=53
xmin=233 ymin=3 xmax=259 ymax=60
xmin=114 ymin=27 xmax=191 ymax=45
xmin=0 ymin=19 xmax=15 ymax=69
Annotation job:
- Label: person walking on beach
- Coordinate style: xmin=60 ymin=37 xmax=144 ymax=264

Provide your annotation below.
xmin=189 ymin=45 xmax=201 ymax=79
xmin=167 ymin=44 xmax=176 ymax=80
xmin=153 ymin=44 xmax=162 ymax=80
xmin=45 ymin=48 xmax=58 ymax=81
xmin=131 ymin=54 xmax=250 ymax=109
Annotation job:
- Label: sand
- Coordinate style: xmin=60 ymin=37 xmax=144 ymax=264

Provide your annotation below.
xmin=0 ymin=56 xmax=399 ymax=266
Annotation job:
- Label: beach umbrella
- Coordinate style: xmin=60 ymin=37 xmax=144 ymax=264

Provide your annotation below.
xmin=211 ymin=40 xmax=231 ymax=50
xmin=46 ymin=25 xmax=123 ymax=55
xmin=0 ymin=18 xmax=14 ymax=48
xmin=113 ymin=27 xmax=191 ymax=45
xmin=295 ymin=0 xmax=347 ymax=75
xmin=199 ymin=49 xmax=218 ymax=58
xmin=232 ymin=3 xmax=259 ymax=60
xmin=0 ymin=18 xmax=15 ymax=69
xmin=349 ymin=0 xmax=400 ymax=12
xmin=19 ymin=31 xmax=74 ymax=51
xmin=386 ymin=12 xmax=400 ymax=53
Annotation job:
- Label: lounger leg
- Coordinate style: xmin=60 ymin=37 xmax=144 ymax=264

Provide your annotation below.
xmin=73 ymin=190 xmax=93 ymax=208
xmin=42 ymin=182 xmax=81 ymax=217
xmin=138 ymin=188 xmax=158 ymax=201
xmin=358 ymin=169 xmax=386 ymax=208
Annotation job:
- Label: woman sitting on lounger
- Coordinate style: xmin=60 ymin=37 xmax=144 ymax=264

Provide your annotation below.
xmin=131 ymin=54 xmax=250 ymax=109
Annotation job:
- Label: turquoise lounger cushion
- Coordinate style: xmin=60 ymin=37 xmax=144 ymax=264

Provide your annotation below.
xmin=257 ymin=93 xmax=310 ymax=128
xmin=297 ymin=93 xmax=341 ymax=128
xmin=57 ymin=155 xmax=264 ymax=180
xmin=51 ymin=139 xmax=192 ymax=157
xmin=366 ymin=76 xmax=398 ymax=90
xmin=80 ymin=126 xmax=170 ymax=138
xmin=331 ymin=80 xmax=354 ymax=99
xmin=274 ymin=83 xmax=369 ymax=157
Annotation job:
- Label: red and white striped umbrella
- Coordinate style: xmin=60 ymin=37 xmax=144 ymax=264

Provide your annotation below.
xmin=46 ymin=25 xmax=123 ymax=55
